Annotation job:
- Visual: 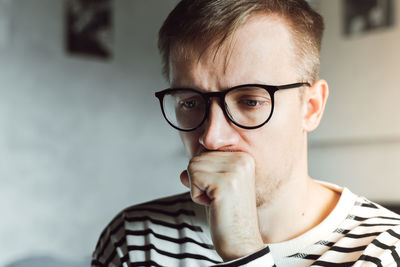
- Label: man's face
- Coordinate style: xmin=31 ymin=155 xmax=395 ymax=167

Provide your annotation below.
xmin=169 ymin=15 xmax=309 ymax=206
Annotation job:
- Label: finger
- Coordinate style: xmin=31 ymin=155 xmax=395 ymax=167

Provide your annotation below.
xmin=182 ymin=170 xmax=212 ymax=205
xmin=187 ymin=170 xmax=221 ymax=206
xmin=180 ymin=170 xmax=190 ymax=188
xmin=190 ymin=181 xmax=212 ymax=206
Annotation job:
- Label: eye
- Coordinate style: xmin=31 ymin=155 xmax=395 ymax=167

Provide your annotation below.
xmin=240 ymin=99 xmax=261 ymax=107
xmin=238 ymin=98 xmax=268 ymax=108
xmin=179 ymin=99 xmax=197 ymax=109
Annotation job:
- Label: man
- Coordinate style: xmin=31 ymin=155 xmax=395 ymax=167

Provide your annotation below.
xmin=92 ymin=0 xmax=400 ymax=266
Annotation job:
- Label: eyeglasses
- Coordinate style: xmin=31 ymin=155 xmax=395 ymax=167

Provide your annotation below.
xmin=155 ymin=82 xmax=310 ymax=131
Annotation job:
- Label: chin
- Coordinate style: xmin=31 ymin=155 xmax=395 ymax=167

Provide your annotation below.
xmin=255 ymin=174 xmax=284 ymax=207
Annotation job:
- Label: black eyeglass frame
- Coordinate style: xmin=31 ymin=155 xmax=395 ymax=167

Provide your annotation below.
xmin=155 ymin=82 xmax=310 ymax=132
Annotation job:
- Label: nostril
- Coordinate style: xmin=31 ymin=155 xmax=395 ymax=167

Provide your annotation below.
xmin=199 ymin=113 xmax=240 ymax=151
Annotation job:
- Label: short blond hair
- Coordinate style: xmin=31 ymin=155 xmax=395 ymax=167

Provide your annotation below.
xmin=158 ymin=0 xmax=324 ymax=83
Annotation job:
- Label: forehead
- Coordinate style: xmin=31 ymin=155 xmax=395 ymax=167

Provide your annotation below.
xmin=169 ymin=14 xmax=299 ymax=89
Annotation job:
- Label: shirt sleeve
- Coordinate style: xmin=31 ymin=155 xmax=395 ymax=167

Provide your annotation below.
xmin=91 ymin=230 xmax=123 ymax=267
xmin=91 ymin=213 xmax=126 ymax=267
xmin=211 ymin=246 xmax=276 ymax=267
xmin=352 ymin=225 xmax=400 ymax=267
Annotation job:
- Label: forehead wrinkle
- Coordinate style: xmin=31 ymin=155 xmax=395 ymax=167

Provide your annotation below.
xmin=176 ymin=45 xmax=233 ymax=90
xmin=170 ymin=52 xmax=218 ymax=90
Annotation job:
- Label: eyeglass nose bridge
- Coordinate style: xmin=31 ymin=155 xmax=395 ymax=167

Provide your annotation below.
xmin=201 ymin=91 xmax=228 ymax=114
xmin=200 ymin=91 xmax=233 ymax=128
xmin=201 ymin=88 xmax=274 ymax=131
xmin=202 ymin=91 xmax=226 ymax=104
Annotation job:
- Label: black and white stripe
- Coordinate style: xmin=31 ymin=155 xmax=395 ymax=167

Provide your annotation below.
xmin=92 ymin=187 xmax=400 ymax=266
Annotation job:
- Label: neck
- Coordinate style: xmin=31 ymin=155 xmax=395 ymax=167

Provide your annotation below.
xmin=256 ymin=134 xmax=340 ymax=244
xmin=256 ymin=176 xmax=340 ymax=244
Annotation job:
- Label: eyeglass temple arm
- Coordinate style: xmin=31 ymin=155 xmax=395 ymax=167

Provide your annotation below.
xmin=276 ymin=82 xmax=311 ymax=90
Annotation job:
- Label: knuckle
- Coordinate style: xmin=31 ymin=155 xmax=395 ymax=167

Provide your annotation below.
xmin=187 ymin=164 xmax=195 ymax=173
xmin=187 ymin=160 xmax=200 ymax=173
xmin=238 ymin=153 xmax=254 ymax=169
xmin=188 ymin=170 xmax=203 ymax=184
xmin=188 ymin=156 xmax=202 ymax=166
xmin=188 ymin=169 xmax=198 ymax=178
xmin=223 ymin=172 xmax=240 ymax=190
xmin=188 ymin=157 xmax=197 ymax=165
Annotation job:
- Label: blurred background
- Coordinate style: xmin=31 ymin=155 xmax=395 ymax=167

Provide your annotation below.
xmin=0 ymin=0 xmax=399 ymax=266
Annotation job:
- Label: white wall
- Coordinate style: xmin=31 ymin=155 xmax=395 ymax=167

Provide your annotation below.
xmin=0 ymin=0 xmax=184 ymax=266
xmin=309 ymin=1 xmax=400 ymax=202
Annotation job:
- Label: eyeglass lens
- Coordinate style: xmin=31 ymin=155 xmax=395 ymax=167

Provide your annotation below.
xmin=162 ymin=87 xmax=273 ymax=130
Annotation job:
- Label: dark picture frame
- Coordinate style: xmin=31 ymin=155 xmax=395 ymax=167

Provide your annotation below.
xmin=343 ymin=0 xmax=394 ymax=36
xmin=65 ymin=0 xmax=113 ymax=59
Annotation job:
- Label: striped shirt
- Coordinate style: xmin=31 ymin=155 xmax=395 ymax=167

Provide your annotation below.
xmin=92 ymin=184 xmax=400 ymax=266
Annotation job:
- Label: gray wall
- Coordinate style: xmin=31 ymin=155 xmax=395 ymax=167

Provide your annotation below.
xmin=0 ymin=0 xmax=184 ymax=266
xmin=1 ymin=0 xmax=399 ymax=266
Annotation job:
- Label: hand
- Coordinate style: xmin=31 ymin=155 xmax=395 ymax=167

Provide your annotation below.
xmin=180 ymin=152 xmax=264 ymax=261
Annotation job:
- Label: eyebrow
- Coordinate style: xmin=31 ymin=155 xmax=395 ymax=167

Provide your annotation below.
xmin=170 ymin=79 xmax=274 ymax=92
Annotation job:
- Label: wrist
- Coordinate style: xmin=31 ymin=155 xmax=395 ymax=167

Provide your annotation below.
xmin=218 ymin=238 xmax=265 ymax=262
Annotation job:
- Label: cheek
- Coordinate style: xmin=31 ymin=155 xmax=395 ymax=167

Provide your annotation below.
xmin=268 ymin=94 xmax=304 ymax=143
xmin=249 ymin=99 xmax=304 ymax=171
xmin=180 ymin=132 xmax=200 ymax=157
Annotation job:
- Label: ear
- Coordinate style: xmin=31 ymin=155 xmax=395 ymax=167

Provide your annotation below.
xmin=302 ymin=79 xmax=329 ymax=132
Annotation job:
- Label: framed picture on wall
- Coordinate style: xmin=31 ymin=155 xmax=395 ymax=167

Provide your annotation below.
xmin=65 ymin=0 xmax=113 ymax=59
xmin=343 ymin=0 xmax=394 ymax=36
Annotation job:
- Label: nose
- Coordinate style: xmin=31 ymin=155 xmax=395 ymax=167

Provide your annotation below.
xmin=199 ymin=99 xmax=240 ymax=150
